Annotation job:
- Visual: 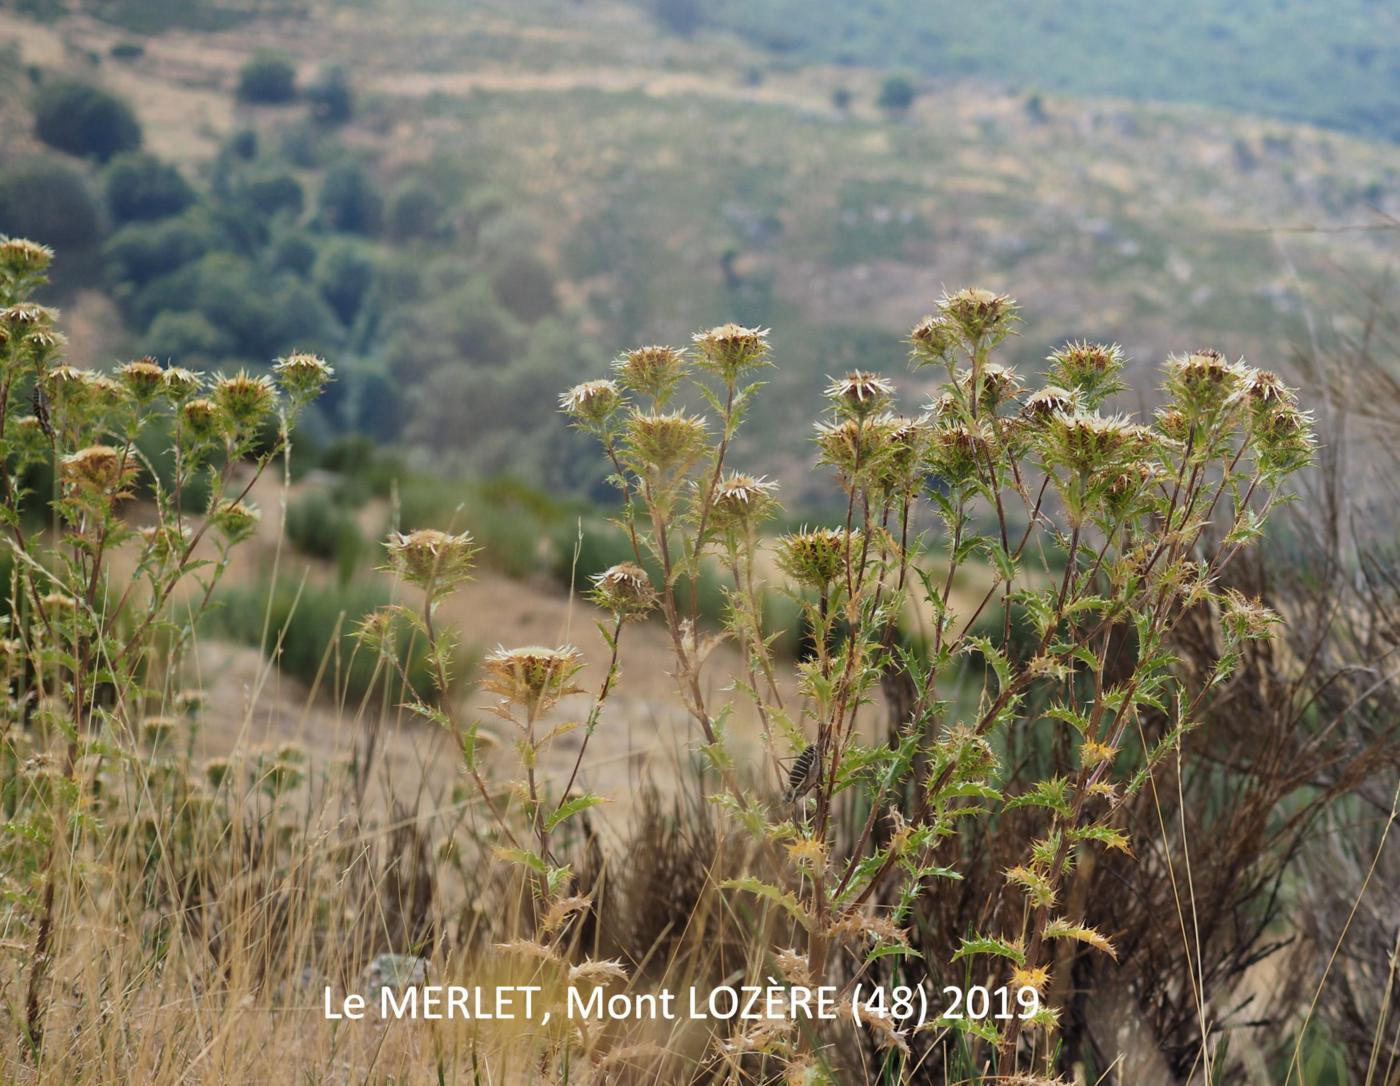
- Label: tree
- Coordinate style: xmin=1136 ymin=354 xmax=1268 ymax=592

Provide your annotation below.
xmin=0 ymin=157 xmax=104 ymax=250
xmin=314 ymin=238 xmax=378 ymax=326
xmin=651 ymin=0 xmax=701 ymax=36
xmin=306 ymin=66 xmax=353 ymax=125
xmin=236 ymin=52 xmax=297 ymax=104
xmin=318 ymin=162 xmax=382 ymax=235
xmin=491 ymin=252 xmax=557 ymax=323
xmin=32 ymin=79 xmax=142 ymax=161
xmin=877 ymin=74 xmax=917 ymax=114
xmin=103 ymin=152 xmax=196 ymax=223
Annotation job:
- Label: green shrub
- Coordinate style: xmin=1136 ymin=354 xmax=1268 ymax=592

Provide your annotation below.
xmin=236 ymin=52 xmax=297 ymax=104
xmin=490 ymin=251 xmax=557 ymax=323
xmin=141 ymin=310 xmax=233 ymax=365
xmin=286 ymin=488 xmax=364 ymax=581
xmin=318 ymin=161 xmax=382 ymax=235
xmin=387 ymin=179 xmax=444 ymax=241
xmin=877 ymin=73 xmax=916 ymax=112
xmin=235 ymin=169 xmax=304 ymax=218
xmin=0 ymin=157 xmax=104 ymax=250
xmin=313 ymin=238 xmax=378 ymax=325
xmin=32 ymin=78 xmax=142 ymax=161
xmin=207 ymin=575 xmax=448 ymax=705
xmin=103 ymin=151 xmax=196 ymax=223
xmin=306 ymin=66 xmax=353 ymax=125
xmin=103 ymin=211 xmax=220 ymax=287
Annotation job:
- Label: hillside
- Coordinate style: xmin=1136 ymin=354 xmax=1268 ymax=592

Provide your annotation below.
xmin=1 ymin=0 xmax=1397 ymax=502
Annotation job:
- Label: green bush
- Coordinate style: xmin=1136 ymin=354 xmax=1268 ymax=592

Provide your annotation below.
xmin=141 ymin=310 xmax=233 ymax=363
xmin=235 ymin=169 xmax=304 ymax=218
xmin=0 ymin=157 xmax=104 ymax=250
xmin=651 ymin=0 xmax=702 ymax=35
xmin=877 ymin=73 xmax=916 ymax=112
xmin=490 ymin=251 xmax=557 ymax=323
xmin=313 ymin=238 xmax=378 ymax=325
xmin=236 ymin=52 xmax=297 ymax=104
xmin=32 ymin=78 xmax=142 ymax=161
xmin=103 ymin=211 xmax=220 ymax=287
xmin=207 ymin=575 xmax=448 ymax=705
xmin=318 ymin=161 xmax=382 ymax=235
xmin=306 ymin=66 xmax=353 ymax=125
xmin=285 ymin=488 xmax=364 ymax=576
xmin=103 ymin=151 xmax=196 ymax=223
xmin=387 ymin=179 xmax=444 ymax=241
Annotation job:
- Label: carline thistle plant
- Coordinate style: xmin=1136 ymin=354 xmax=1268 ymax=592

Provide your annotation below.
xmin=0 ymin=239 xmax=331 ymax=1055
xmin=560 ymin=288 xmax=1313 ymax=1078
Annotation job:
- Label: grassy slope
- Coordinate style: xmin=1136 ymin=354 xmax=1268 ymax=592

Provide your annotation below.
xmin=700 ymin=0 xmax=1400 ymax=143
xmin=3 ymin=0 xmax=1398 ymax=498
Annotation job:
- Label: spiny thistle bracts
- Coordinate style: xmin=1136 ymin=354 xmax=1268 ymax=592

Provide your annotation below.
xmin=481 ymin=645 xmax=584 ymax=714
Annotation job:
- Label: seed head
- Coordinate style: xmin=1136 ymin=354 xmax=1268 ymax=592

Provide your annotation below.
xmin=825 ymin=371 xmax=895 ymax=418
xmin=589 ymin=562 xmax=658 ymax=618
xmin=613 ymin=345 xmax=687 ymax=401
xmin=274 ymin=352 xmax=334 ymax=401
xmin=481 ymin=645 xmax=584 ymax=713
xmin=212 ymin=371 xmax=276 ymax=430
xmin=1165 ymin=349 xmax=1249 ymax=411
xmin=775 ymin=527 xmax=857 ymax=590
xmin=926 ymin=421 xmax=991 ymax=487
xmin=209 ymin=499 xmax=261 ymax=543
xmin=384 ymin=528 xmax=478 ymax=596
xmin=204 ymin=757 xmax=234 ymax=788
xmin=909 ymin=313 xmax=960 ymax=365
xmin=140 ymin=523 xmax=191 ymax=561
xmin=1252 ymin=404 xmax=1315 ymax=478
xmin=119 ymin=358 xmax=165 ymax=403
xmin=61 ymin=445 xmax=125 ymax=494
xmin=142 ymin=716 xmax=179 ymax=748
xmin=624 ymin=409 xmax=709 ymax=471
xmin=1038 ymin=411 xmax=1155 ymax=476
xmin=560 ymin=379 xmax=623 ymax=427
xmin=938 ymin=288 xmax=1018 ymax=344
xmin=0 ymin=302 xmax=58 ymax=330
xmin=692 ymin=323 xmax=770 ymax=382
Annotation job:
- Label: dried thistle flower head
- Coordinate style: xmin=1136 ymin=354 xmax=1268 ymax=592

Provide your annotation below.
xmin=926 ymin=420 xmax=990 ymax=488
xmin=142 ymin=716 xmax=179 ymax=748
xmin=61 ymin=445 xmax=124 ymax=494
xmin=938 ymin=288 xmax=1018 ymax=344
xmin=204 ymin=757 xmax=234 ymax=788
xmin=482 ymin=645 xmax=584 ymax=713
xmin=1046 ymin=341 xmax=1125 ymax=405
xmin=692 ymin=323 xmax=770 ymax=382
xmin=274 ymin=352 xmax=334 ymax=401
xmin=208 ymin=499 xmax=260 ymax=543
xmin=825 ymin=371 xmax=895 ymax=418
xmin=1021 ymin=385 xmax=1078 ymax=421
xmin=775 ymin=527 xmax=857 ymax=590
xmin=0 ymin=302 xmax=59 ymax=330
xmin=815 ymin=414 xmax=906 ymax=480
xmin=709 ymin=472 xmax=779 ymax=532
xmin=162 ymin=366 xmax=204 ymax=402
xmin=909 ymin=313 xmax=960 ymax=366
xmin=1165 ymin=349 xmax=1249 ymax=410
xmin=118 ymin=357 xmax=165 ymax=403
xmin=590 ymin=562 xmax=658 ymax=618
xmin=0 ymin=237 xmax=54 ymax=278
xmin=560 ymin=379 xmax=623 ymax=427
xmin=1253 ymin=404 xmax=1315 ymax=478
xmin=181 ymin=398 xmax=224 ymax=442
xmin=384 ymin=528 xmax=478 ymax=596
xmin=613 ymin=345 xmax=687 ymax=401
xmin=957 ymin=361 xmax=1022 ymax=412
xmin=1220 ymin=588 xmax=1281 ymax=641
xmin=624 ymin=409 xmax=709 ymax=472
xmin=1243 ymin=367 xmax=1298 ymax=418
xmin=1038 ymin=411 xmax=1155 ymax=476
xmin=140 ymin=523 xmax=191 ymax=561
xmin=212 ymin=371 xmax=276 ymax=430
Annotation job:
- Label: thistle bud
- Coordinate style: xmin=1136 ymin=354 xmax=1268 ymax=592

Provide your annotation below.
xmin=1165 ymin=349 xmax=1249 ymax=412
xmin=1020 ymin=385 xmax=1078 ymax=421
xmin=709 ymin=472 xmax=778 ymax=532
xmin=825 ymin=371 xmax=895 ymax=418
xmin=481 ymin=645 xmax=584 ymax=713
xmin=624 ymin=409 xmax=709 ymax=472
xmin=938 ymin=288 xmax=1018 ymax=345
xmin=926 ymin=421 xmax=990 ymax=488
xmin=909 ymin=313 xmax=959 ymax=366
xmin=1252 ymin=404 xmax=1315 ymax=478
xmin=692 ymin=323 xmax=770 ymax=382
xmin=162 ymin=367 xmax=204 ymax=402
xmin=384 ymin=528 xmax=478 ymax=597
xmin=60 ymin=445 xmax=124 ymax=495
xmin=1038 ymin=411 xmax=1155 ymax=476
xmin=1046 ymin=341 xmax=1125 ymax=405
xmin=590 ymin=562 xmax=658 ymax=618
xmin=775 ymin=527 xmax=856 ymax=590
xmin=212 ymin=371 xmax=276 ymax=430
xmin=118 ymin=358 xmax=166 ymax=404
xmin=181 ymin=398 xmax=224 ymax=442
xmin=957 ymin=362 xmax=1021 ymax=413
xmin=274 ymin=352 xmax=334 ymax=402
xmin=613 ymin=345 xmax=687 ymax=401
xmin=560 ymin=379 xmax=623 ymax=427
xmin=208 ymin=499 xmax=261 ymax=544
xmin=0 ymin=237 xmax=54 ymax=279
